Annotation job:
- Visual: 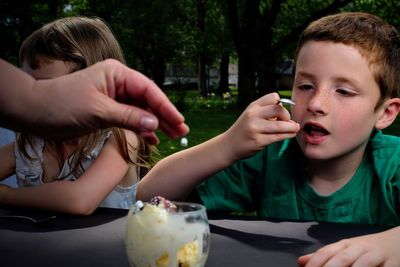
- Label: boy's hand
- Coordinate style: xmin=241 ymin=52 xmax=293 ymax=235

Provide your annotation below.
xmin=0 ymin=184 xmax=12 ymax=205
xmin=222 ymin=92 xmax=300 ymax=161
xmin=297 ymin=226 xmax=400 ymax=267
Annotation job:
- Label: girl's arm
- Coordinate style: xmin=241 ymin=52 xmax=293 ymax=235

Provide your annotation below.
xmin=0 ymin=143 xmax=16 ymax=181
xmin=137 ymin=93 xmax=300 ymax=201
xmin=0 ymin=131 xmax=138 ymax=215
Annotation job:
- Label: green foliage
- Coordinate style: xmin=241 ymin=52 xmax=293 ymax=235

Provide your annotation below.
xmin=194 ymin=92 xmax=236 ymax=110
xmin=165 ymin=89 xmax=237 ymax=113
xmin=348 ymin=0 xmax=400 ymax=29
xmin=0 ymin=0 xmax=62 ymax=63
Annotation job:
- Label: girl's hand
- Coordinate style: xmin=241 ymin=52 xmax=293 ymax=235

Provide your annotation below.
xmin=297 ymin=226 xmax=400 ymax=267
xmin=221 ymin=92 xmax=300 ymax=161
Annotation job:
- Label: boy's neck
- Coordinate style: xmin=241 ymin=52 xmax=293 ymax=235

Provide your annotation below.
xmin=305 ymin=148 xmax=366 ymax=195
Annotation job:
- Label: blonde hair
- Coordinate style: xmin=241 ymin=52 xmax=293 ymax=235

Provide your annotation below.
xmin=293 ymin=12 xmax=400 ymax=106
xmin=18 ymin=16 xmax=154 ymax=179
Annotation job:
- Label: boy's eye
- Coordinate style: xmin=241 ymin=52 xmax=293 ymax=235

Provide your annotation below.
xmin=298 ymin=84 xmax=314 ymax=90
xmin=336 ymin=88 xmax=354 ymax=96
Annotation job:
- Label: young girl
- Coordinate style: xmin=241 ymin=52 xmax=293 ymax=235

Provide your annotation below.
xmin=0 ymin=16 xmax=155 ymax=215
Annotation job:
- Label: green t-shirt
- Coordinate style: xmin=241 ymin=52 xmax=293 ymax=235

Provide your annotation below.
xmin=197 ymin=131 xmax=400 ymax=226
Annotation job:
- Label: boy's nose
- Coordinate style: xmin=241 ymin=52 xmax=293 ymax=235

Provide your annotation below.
xmin=307 ymin=89 xmax=328 ymax=115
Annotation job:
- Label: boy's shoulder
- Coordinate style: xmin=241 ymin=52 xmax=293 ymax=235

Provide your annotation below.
xmin=370 ymin=131 xmax=400 ymax=152
xmin=369 ymin=131 xmax=400 ymax=179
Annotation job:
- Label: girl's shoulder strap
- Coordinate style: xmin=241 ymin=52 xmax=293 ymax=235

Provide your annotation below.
xmin=86 ymin=129 xmax=112 ymax=159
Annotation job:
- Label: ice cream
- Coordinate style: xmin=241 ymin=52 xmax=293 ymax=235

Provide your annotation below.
xmin=125 ymin=196 xmax=210 ymax=267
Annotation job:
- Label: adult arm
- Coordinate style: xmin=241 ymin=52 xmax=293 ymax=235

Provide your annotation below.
xmin=137 ymin=93 xmax=300 ymax=201
xmin=0 ymin=58 xmax=188 ymax=144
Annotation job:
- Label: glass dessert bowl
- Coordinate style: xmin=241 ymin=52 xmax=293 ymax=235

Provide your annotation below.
xmin=125 ymin=196 xmax=210 ymax=267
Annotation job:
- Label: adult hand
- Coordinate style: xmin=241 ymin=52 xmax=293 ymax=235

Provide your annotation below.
xmin=297 ymin=226 xmax=400 ymax=267
xmin=0 ymin=59 xmax=189 ymax=144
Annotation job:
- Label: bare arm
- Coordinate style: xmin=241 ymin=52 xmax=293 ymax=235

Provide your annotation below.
xmin=0 ymin=133 xmax=137 ymax=215
xmin=138 ymin=134 xmax=235 ymax=201
xmin=0 ymin=58 xmax=188 ymax=143
xmin=0 ymin=143 xmax=16 ymax=180
xmin=137 ymin=93 xmax=300 ymax=201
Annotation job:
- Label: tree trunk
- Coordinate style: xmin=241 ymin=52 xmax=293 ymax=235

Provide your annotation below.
xmin=197 ymin=0 xmax=207 ymax=96
xmin=48 ymin=0 xmax=62 ymax=19
xmin=257 ymin=50 xmax=278 ymax=96
xmin=152 ymin=55 xmax=166 ymax=88
xmin=237 ymin=52 xmax=256 ymax=108
xmin=217 ymin=54 xmax=230 ymax=95
xmin=248 ymin=0 xmax=282 ymax=97
xmin=198 ymin=52 xmax=207 ymax=96
xmin=225 ymin=0 xmax=259 ymax=108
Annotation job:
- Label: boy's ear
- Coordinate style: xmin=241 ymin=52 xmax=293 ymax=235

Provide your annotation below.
xmin=375 ymin=98 xmax=400 ymax=130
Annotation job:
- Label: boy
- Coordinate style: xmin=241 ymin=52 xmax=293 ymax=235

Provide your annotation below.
xmin=138 ymin=12 xmax=400 ymax=266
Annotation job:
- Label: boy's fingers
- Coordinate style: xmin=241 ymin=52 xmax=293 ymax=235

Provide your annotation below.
xmin=253 ymin=92 xmax=281 ymax=106
xmin=352 ymin=252 xmax=384 ymax=267
xmin=263 ymin=120 xmax=300 ymax=134
xmin=301 ymin=242 xmax=346 ymax=267
xmin=297 ymin=253 xmax=314 ymax=266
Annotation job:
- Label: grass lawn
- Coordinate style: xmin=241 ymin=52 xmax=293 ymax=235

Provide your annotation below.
xmin=155 ymin=108 xmax=242 ymax=159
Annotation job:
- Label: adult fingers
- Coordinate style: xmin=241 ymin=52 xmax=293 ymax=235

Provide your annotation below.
xmin=107 ymin=60 xmax=188 ymax=135
xmin=103 ymin=95 xmax=188 ymax=144
xmin=139 ymin=131 xmax=160 ymax=146
xmin=104 ymin=98 xmax=160 ymax=138
xmin=158 ymin=118 xmax=190 ymax=139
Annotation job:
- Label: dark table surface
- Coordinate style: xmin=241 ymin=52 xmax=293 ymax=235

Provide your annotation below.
xmin=0 ymin=207 xmax=390 ymax=267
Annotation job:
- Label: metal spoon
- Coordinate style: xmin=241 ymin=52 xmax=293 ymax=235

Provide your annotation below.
xmin=277 ymin=98 xmax=296 ymax=106
xmin=0 ymin=214 xmax=56 ymax=224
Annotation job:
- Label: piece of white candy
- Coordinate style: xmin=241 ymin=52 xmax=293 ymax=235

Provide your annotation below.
xmin=180 ymin=137 xmax=188 ymax=147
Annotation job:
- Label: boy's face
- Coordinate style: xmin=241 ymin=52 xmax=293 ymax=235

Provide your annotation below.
xmin=291 ymin=41 xmax=383 ymax=161
xmin=22 ymin=56 xmax=73 ymax=80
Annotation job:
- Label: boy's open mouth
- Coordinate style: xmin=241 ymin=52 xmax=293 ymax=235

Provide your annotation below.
xmin=303 ymin=122 xmax=329 ymax=136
